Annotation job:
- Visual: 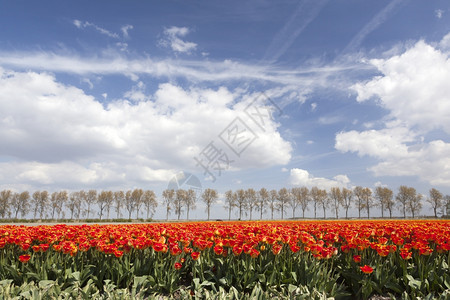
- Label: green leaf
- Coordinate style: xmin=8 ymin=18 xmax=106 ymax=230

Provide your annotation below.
xmin=288 ymin=284 xmax=297 ymax=293
xmin=385 ymin=281 xmax=403 ymax=294
xmin=406 ymin=275 xmax=422 ymax=290
xmin=38 ymin=280 xmax=56 ymax=289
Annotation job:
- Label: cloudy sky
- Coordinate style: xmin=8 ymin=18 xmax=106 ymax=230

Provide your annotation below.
xmin=1 ymin=1 xmax=449 ymax=219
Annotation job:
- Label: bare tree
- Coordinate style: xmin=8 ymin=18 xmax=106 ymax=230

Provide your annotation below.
xmin=329 ymin=187 xmax=343 ymax=219
xmin=32 ymin=191 xmax=40 ymax=219
xmin=256 ymin=188 xmax=269 ymax=220
xmin=11 ymin=192 xmax=30 ymax=218
xmin=0 ymin=190 xmax=12 ymax=219
xmin=292 ymin=187 xmax=309 ymax=219
xmin=105 ymin=191 xmax=114 ymax=219
xmin=310 ymin=187 xmax=328 ymax=219
xmin=142 ymin=190 xmax=157 ymax=219
xmin=162 ymin=189 xmax=175 ymax=220
xmin=341 ymin=188 xmax=353 ymax=219
xmin=245 ymin=188 xmax=257 ymax=220
xmin=407 ymin=191 xmax=422 ymax=218
xmin=235 ymin=189 xmax=247 ymax=220
xmin=98 ymin=191 xmax=113 ymax=220
xmin=50 ymin=192 xmax=59 ymax=219
xmin=427 ymin=188 xmax=443 ymax=218
xmin=396 ymin=186 xmax=415 ymax=218
xmin=68 ymin=191 xmax=82 ymax=220
xmin=375 ymin=187 xmax=394 ymax=218
xmin=124 ymin=190 xmax=135 ymax=220
xmin=132 ymin=189 xmax=144 ymax=219
xmin=77 ymin=190 xmax=86 ymax=219
xmin=444 ymin=195 xmax=450 ymax=216
xmin=362 ymin=188 xmax=373 ymax=218
xmin=202 ymin=188 xmax=218 ymax=220
xmin=287 ymin=188 xmax=300 ymax=218
xmin=315 ymin=188 xmax=329 ymax=219
xmin=174 ymin=189 xmax=185 ymax=220
xmin=85 ymin=190 xmax=98 ymax=219
xmin=184 ymin=189 xmax=196 ymax=220
xmin=269 ymin=190 xmax=278 ymax=219
xmin=277 ymin=188 xmax=291 ymax=219
xmin=56 ymin=191 xmax=68 ymax=220
xmin=353 ymin=186 xmax=366 ymax=219
xmin=224 ymin=190 xmax=236 ymax=220
xmin=32 ymin=191 xmax=48 ymax=220
xmin=114 ymin=191 xmax=125 ymax=219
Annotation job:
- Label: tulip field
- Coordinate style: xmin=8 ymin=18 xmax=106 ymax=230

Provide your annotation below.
xmin=0 ymin=220 xmax=449 ymax=299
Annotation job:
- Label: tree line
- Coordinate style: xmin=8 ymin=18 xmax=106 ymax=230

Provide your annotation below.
xmin=164 ymin=185 xmax=449 ymax=220
xmin=0 ymin=189 xmax=158 ymax=221
xmin=0 ymin=185 xmax=448 ymax=221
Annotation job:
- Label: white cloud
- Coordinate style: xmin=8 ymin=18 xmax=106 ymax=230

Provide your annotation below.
xmin=121 ymin=25 xmax=133 ymax=39
xmin=123 ymin=81 xmax=148 ymax=102
xmin=0 ymin=50 xmax=361 ymax=88
xmin=73 ymin=20 xmax=119 ymax=39
xmin=336 ymin=126 xmax=413 ymax=160
xmin=289 ymin=168 xmax=350 ymax=190
xmin=318 ymin=115 xmax=344 ymax=125
xmin=263 ymin=0 xmax=328 ymax=62
xmin=351 ymin=40 xmax=450 ymax=133
xmin=338 ymin=34 xmax=450 ymax=186
xmin=116 ymin=42 xmax=129 ymax=52
xmin=435 ymin=9 xmax=444 ymax=19
xmin=81 ymin=78 xmax=94 ymax=89
xmin=342 ymin=0 xmax=405 ymax=53
xmin=160 ymin=26 xmax=197 ymax=54
xmin=0 ymin=68 xmax=292 ymax=189
xmin=440 ymin=33 xmax=450 ymax=50
xmin=310 ymin=102 xmax=317 ymax=111
xmin=369 ymin=140 xmax=450 ymax=186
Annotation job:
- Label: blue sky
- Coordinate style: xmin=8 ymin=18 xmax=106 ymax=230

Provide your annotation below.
xmin=1 ymin=0 xmax=449 ymax=219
